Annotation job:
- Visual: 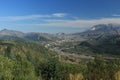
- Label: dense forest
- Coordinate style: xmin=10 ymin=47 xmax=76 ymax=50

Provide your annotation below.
xmin=0 ymin=40 xmax=119 ymax=80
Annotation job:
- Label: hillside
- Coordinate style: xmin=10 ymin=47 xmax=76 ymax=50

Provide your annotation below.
xmin=0 ymin=40 xmax=56 ymax=57
xmin=78 ymin=35 xmax=120 ymax=55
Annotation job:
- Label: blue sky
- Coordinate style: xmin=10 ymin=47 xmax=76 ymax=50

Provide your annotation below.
xmin=0 ymin=0 xmax=120 ymax=33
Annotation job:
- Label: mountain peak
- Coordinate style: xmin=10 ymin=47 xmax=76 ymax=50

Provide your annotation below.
xmin=1 ymin=29 xmax=8 ymax=31
xmin=90 ymin=27 xmax=96 ymax=30
xmin=90 ymin=23 xmax=120 ymax=30
xmin=90 ymin=24 xmax=110 ymax=31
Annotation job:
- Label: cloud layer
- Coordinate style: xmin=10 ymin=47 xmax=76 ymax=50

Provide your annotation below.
xmin=0 ymin=13 xmax=67 ymax=21
xmin=52 ymin=13 xmax=67 ymax=17
xmin=112 ymin=14 xmax=120 ymax=17
xmin=0 ymin=13 xmax=120 ymax=29
xmin=27 ymin=18 xmax=120 ymax=28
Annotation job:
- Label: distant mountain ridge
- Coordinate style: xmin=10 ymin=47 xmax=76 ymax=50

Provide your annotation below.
xmin=0 ymin=29 xmax=24 ymax=37
xmin=1 ymin=23 xmax=120 ymax=41
xmin=0 ymin=29 xmax=58 ymax=41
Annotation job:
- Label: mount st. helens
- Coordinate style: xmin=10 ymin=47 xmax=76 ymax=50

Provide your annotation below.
xmin=73 ymin=24 xmax=120 ymax=38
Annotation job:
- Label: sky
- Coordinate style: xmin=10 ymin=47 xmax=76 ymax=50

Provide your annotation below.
xmin=0 ymin=0 xmax=120 ymax=33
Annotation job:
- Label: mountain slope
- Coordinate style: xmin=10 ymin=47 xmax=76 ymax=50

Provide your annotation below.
xmin=61 ymin=35 xmax=120 ymax=56
xmin=79 ymin=35 xmax=120 ymax=55
xmin=73 ymin=24 xmax=120 ymax=38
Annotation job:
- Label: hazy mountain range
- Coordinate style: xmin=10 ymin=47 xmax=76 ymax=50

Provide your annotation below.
xmin=0 ymin=23 xmax=120 ymax=41
xmin=0 ymin=29 xmax=58 ymax=41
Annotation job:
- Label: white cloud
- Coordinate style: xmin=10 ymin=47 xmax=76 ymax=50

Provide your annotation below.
xmin=0 ymin=13 xmax=67 ymax=21
xmin=72 ymin=16 xmax=80 ymax=20
xmin=112 ymin=14 xmax=120 ymax=17
xmin=0 ymin=15 xmax=51 ymax=21
xmin=52 ymin=13 xmax=67 ymax=17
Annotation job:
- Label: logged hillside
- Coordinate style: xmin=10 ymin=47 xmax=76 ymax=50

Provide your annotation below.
xmin=0 ymin=40 xmax=56 ymax=59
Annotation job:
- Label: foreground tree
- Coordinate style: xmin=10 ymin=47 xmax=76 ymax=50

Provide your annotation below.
xmin=13 ymin=53 xmax=37 ymax=80
xmin=0 ymin=56 xmax=14 ymax=80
